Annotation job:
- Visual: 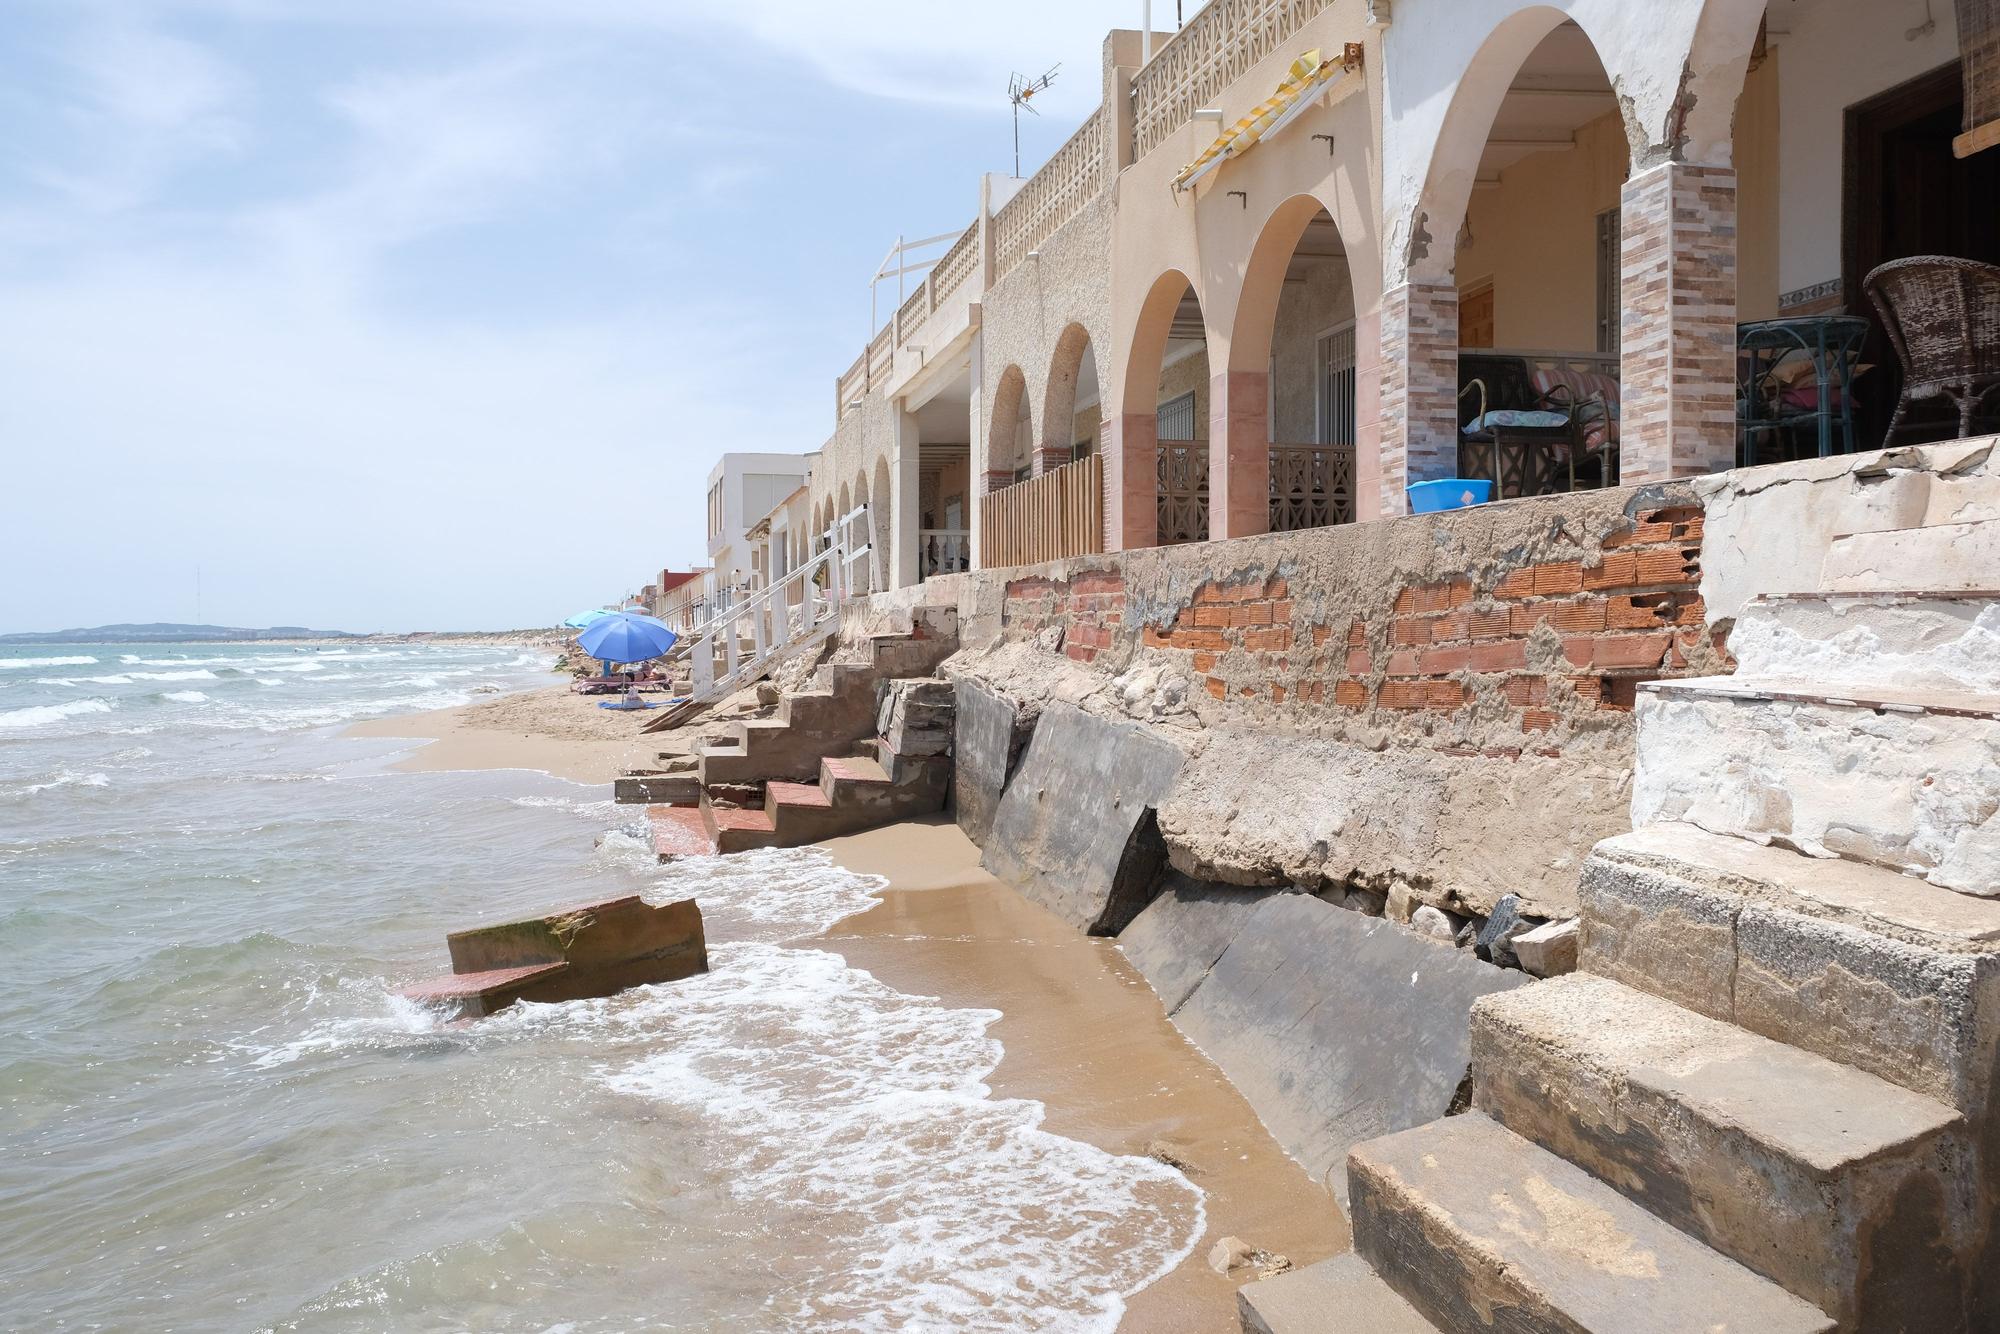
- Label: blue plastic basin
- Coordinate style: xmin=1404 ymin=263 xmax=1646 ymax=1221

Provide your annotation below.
xmin=1407 ymin=478 xmax=1494 ymax=513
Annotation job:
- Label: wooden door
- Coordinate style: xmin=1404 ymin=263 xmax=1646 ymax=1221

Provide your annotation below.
xmin=1459 ymin=285 xmax=1495 ymax=349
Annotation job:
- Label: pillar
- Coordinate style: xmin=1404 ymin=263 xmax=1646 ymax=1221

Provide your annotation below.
xmin=1105 ymin=412 xmax=1158 ymax=551
xmin=1208 ymin=369 xmax=1271 ymax=539
xmin=1620 ymin=161 xmax=1738 ymax=482
xmin=889 ymin=408 xmax=923 ymax=589
xmin=1377 ymin=278 xmax=1460 ymax=516
xmin=1351 ymin=306 xmax=1385 ymax=521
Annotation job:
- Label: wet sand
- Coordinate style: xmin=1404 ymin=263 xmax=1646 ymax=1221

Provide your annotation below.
xmin=821 ymin=818 xmax=1347 ymax=1331
xmin=348 ymin=684 xmax=653 ymax=784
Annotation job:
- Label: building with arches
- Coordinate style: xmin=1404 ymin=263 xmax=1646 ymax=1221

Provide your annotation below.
xmin=797 ymin=0 xmax=1990 ymax=589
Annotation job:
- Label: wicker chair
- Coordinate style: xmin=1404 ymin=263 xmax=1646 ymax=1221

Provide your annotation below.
xmin=1863 ymin=256 xmax=2000 ymax=445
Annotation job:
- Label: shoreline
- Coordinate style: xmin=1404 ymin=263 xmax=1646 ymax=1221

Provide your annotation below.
xmin=366 ymin=684 xmax=1344 ymax=1328
xmin=346 ymin=682 xmax=649 ymax=785
xmin=819 ymin=820 xmax=1344 ymax=1330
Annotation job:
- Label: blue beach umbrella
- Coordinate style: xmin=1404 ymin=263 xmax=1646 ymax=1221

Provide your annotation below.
xmin=562 ymin=608 xmax=615 ymax=629
xmin=576 ymin=610 xmax=678 ymax=665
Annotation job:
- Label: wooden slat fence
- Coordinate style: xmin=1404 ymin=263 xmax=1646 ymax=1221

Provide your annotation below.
xmin=979 ymin=454 xmax=1103 ymax=568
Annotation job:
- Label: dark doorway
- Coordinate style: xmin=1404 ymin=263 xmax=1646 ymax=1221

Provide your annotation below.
xmin=1845 ymin=61 xmax=2000 ymax=445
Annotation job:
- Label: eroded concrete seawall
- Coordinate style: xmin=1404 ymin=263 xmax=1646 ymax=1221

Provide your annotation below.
xmin=896 ymin=440 xmax=1994 ymax=921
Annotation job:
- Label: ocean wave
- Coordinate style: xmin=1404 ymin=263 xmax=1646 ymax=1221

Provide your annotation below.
xmin=0 ymin=655 xmax=97 ymax=669
xmin=1 ymin=770 xmax=110 ymax=798
xmin=0 ymin=697 xmax=114 ymax=729
xmin=40 ymin=673 xmax=134 ymax=686
xmin=254 ymin=678 xmax=285 ymax=686
xmin=162 ymin=690 xmax=208 ymax=703
xmin=254 ymin=661 xmax=327 ymax=673
xmin=130 ymin=669 xmax=218 ymax=682
xmin=604 ymin=943 xmax=1204 ymax=1332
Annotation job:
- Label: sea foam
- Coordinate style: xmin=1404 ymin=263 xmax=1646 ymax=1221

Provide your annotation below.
xmin=0 ymin=698 xmax=114 ymax=729
xmin=0 ymin=655 xmax=97 ymax=669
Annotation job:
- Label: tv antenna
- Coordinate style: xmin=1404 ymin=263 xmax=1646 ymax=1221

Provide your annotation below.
xmin=1007 ymin=65 xmax=1059 ymax=177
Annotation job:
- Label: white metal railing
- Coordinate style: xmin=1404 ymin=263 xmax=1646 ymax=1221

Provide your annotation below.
xmin=919 ymin=529 xmax=970 ymax=579
xmin=643 ymin=506 xmax=871 ymax=727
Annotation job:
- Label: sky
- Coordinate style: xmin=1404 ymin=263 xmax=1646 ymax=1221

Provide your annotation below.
xmin=0 ymin=0 xmax=1136 ymax=633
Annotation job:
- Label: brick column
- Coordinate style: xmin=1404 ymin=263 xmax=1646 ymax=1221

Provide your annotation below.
xmin=982 ymin=467 xmax=1015 ymax=495
xmin=1208 ymin=368 xmax=1270 ymax=540
xmin=1033 ymin=443 xmax=1074 ymax=475
xmin=1620 ymin=162 xmax=1738 ymax=482
xmin=1104 ymin=412 xmax=1158 ymax=551
xmin=1377 ymin=278 xmax=1460 ymax=517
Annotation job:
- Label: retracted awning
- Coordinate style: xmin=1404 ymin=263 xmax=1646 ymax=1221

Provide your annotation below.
xmin=1173 ymin=45 xmax=1361 ymax=192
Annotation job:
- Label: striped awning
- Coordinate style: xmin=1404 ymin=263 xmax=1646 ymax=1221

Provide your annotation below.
xmin=1173 ymin=48 xmax=1355 ymax=192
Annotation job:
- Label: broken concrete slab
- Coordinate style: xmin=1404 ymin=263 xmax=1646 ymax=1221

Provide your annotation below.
xmin=981 ymin=702 xmax=1186 ymax=934
xmin=1511 ymin=917 xmax=1578 ymax=977
xmin=404 ymin=894 xmax=707 ymax=1019
xmin=950 ymin=678 xmax=1027 ymax=846
xmin=1116 ymin=873 xmax=1274 ymax=1014
xmin=615 ymin=773 xmax=699 ymax=805
xmin=1170 ymin=893 xmax=1529 ymax=1203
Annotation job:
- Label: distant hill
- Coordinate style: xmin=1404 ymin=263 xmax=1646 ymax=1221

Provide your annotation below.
xmin=0 ymin=623 xmax=363 ymax=645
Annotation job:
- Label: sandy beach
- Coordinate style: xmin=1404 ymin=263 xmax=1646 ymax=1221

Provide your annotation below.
xmin=348 ymin=683 xmax=657 ymax=784
xmin=359 ymin=686 xmax=1344 ymax=1328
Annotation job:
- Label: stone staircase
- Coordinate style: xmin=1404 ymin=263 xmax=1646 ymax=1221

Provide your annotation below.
xmin=648 ymin=675 xmax=955 ymax=860
xmin=1242 ymin=517 xmax=2000 ymax=1333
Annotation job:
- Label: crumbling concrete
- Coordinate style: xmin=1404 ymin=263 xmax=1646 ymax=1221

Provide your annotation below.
xmin=1115 ymin=872 xmax=1272 ymax=1013
xmin=949 ymin=678 xmax=1027 ymax=845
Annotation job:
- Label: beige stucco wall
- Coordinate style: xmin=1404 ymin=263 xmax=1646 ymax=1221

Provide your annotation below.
xmin=1156 ymin=344 xmax=1210 ymax=433
xmin=1271 ymin=254 xmax=1356 ymax=441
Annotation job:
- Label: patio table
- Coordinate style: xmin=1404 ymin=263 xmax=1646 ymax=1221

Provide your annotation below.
xmin=1737 ymin=315 xmax=1870 ymax=463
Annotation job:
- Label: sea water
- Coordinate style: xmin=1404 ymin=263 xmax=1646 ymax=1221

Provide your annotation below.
xmin=0 ymin=644 xmax=1202 ymax=1331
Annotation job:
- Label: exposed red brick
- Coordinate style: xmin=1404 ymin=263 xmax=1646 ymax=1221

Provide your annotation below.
xmin=1311 ymin=624 xmax=1333 ymax=646
xmin=1191 ymin=651 xmax=1217 ymax=673
xmin=1345 ymin=649 xmax=1373 ymax=674
xmin=1606 ymin=594 xmax=1673 ymax=630
xmin=1385 ymin=649 xmax=1421 ymax=676
xmin=1495 ymin=568 xmax=1539 ymax=599
xmin=1533 ymin=562 xmax=1584 ymax=596
xmin=1192 ymin=605 xmax=1231 ymax=628
xmin=1426 ymin=680 xmax=1468 ymax=709
xmin=1270 ymin=684 xmax=1287 ymax=703
xmin=1469 ymin=607 xmax=1513 ymax=639
xmin=1430 ymin=610 xmax=1469 ymax=642
xmin=1142 ymin=626 xmax=1173 ymax=648
xmin=1633 ymin=547 xmax=1700 ymax=585
xmin=1536 ymin=599 xmax=1608 ymax=635
xmin=1204 ymin=676 xmax=1228 ymax=699
xmin=1522 ymin=709 xmax=1559 ymax=732
xmin=1241 ymin=626 xmax=1292 ymax=652
xmin=1065 ymin=645 xmax=1095 ymax=663
xmin=1333 ymin=679 xmax=1368 ymax=708
xmin=1580 ymin=551 xmax=1639 ymax=590
xmin=1176 ymin=629 xmax=1229 ymax=651
xmin=1391 ymin=617 xmax=1431 ymax=646
xmin=1561 ymin=637 xmax=1595 ymax=668
xmin=1504 ymin=675 xmax=1549 ymax=706
xmin=1593 ymin=632 xmax=1673 ymax=669
xmin=1379 ymin=680 xmax=1428 ymax=710
xmin=1265 ymin=576 xmax=1289 ymax=599
xmin=1394 ymin=587 xmax=1421 ymax=615
xmin=1466 ymin=640 xmax=1529 ymax=672
xmin=1419 ymin=644 xmax=1470 ymax=674
xmin=1269 ymin=599 xmax=1293 ymax=621
xmin=1346 ymin=621 xmax=1368 ymax=648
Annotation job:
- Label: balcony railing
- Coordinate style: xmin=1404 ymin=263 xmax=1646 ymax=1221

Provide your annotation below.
xmin=919 ymin=529 xmax=971 ymax=579
xmin=980 ymin=454 xmax=1103 ymax=568
xmin=1130 ymin=0 xmax=1337 ymax=159
xmin=1156 ymin=441 xmax=1356 ymax=544
xmin=993 ymin=106 xmax=1108 ymax=279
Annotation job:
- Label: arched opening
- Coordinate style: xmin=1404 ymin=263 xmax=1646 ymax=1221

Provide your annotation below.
xmin=986 ymin=365 xmax=1034 ymax=492
xmin=1232 ymin=197 xmax=1361 ymax=531
xmin=1040 ymin=324 xmax=1102 ymax=473
xmin=870 ymin=457 xmax=892 ymax=591
xmin=1120 ymin=271 xmax=1210 ymax=546
xmin=1437 ymin=16 xmax=1627 ymax=498
xmin=849 ymin=475 xmax=871 ymax=593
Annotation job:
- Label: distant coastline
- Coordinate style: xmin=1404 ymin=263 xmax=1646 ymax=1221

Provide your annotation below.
xmin=0 ymin=622 xmax=569 ymax=647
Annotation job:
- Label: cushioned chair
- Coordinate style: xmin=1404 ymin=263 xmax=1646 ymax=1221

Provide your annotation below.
xmin=1456 ymin=355 xmax=1614 ymax=497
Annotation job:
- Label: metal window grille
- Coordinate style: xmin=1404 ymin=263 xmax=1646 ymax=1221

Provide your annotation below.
xmin=1156 ymin=390 xmax=1198 ymax=441
xmin=1316 ymin=324 xmax=1357 ymax=446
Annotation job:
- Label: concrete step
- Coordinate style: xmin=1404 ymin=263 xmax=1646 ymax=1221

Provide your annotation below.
xmin=650 ymin=805 xmax=715 ymax=861
xmin=614 ymin=773 xmax=699 ymax=805
xmin=1730 ymin=593 xmax=2000 ymax=695
xmin=764 ymin=779 xmax=854 ymax=844
xmin=777 ymin=688 xmax=839 ymax=728
xmin=1632 ymin=675 xmax=2000 ymax=896
xmin=820 ymin=753 xmax=891 ymax=804
xmin=1580 ymin=824 xmax=2000 ymax=1118
xmin=1237 ymin=1253 xmax=1435 ymax=1334
xmin=1349 ymin=1112 xmax=1835 ymax=1334
xmin=1472 ymin=972 xmax=1971 ymax=1328
xmin=400 ymin=960 xmax=572 ymax=1019
xmin=1821 ymin=519 xmax=2000 ymax=595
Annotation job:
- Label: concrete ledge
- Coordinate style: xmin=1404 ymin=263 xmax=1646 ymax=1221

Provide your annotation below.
xmin=1170 ymin=893 xmax=1529 ymax=1202
xmin=1237 ymin=1253 xmax=1433 ymax=1334
xmin=950 ymin=678 xmax=1027 ymax=845
xmin=981 ymin=702 xmax=1186 ymax=934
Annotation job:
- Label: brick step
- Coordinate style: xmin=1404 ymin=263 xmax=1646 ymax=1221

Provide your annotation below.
xmin=1238 ymin=1253 xmax=1435 ymax=1334
xmin=1349 ymin=1112 xmax=1834 ymax=1334
xmin=1730 ymin=592 xmax=2000 ymax=695
xmin=820 ymin=753 xmax=891 ymax=803
xmin=650 ymin=805 xmax=715 ymax=861
xmin=1822 ymin=519 xmax=2000 ymax=595
xmin=400 ymin=961 xmax=572 ymax=1018
xmin=764 ymin=779 xmax=858 ymax=844
xmin=1581 ymin=825 xmax=2000 ymax=1117
xmin=1632 ymin=675 xmax=1999 ymax=896
xmin=1472 ymin=972 xmax=1969 ymax=1328
xmin=700 ymin=795 xmax=780 ymax=853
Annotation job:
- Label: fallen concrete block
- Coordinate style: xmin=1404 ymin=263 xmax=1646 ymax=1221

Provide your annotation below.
xmin=1117 ymin=873 xmax=1272 ymax=1013
xmin=951 ymin=678 xmax=1027 ymax=845
xmin=1511 ymin=917 xmax=1578 ymax=976
xmin=403 ymin=894 xmax=706 ymax=1019
xmin=982 ymin=702 xmax=1186 ymax=935
xmin=614 ymin=773 xmax=699 ymax=805
xmin=1171 ymin=893 xmax=1529 ymax=1203
xmin=1237 ymin=1254 xmax=1433 ymax=1334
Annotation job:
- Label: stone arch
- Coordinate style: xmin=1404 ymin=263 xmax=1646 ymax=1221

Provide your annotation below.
xmin=1402 ymin=5 xmax=1622 ymax=283
xmin=1038 ymin=322 xmax=1101 ymax=472
xmin=1116 ymin=269 xmax=1210 ymax=548
xmin=1674 ymin=0 xmax=1770 ymax=169
xmin=871 ymin=456 xmax=892 ymax=590
xmin=986 ymin=364 xmax=1033 ymax=492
